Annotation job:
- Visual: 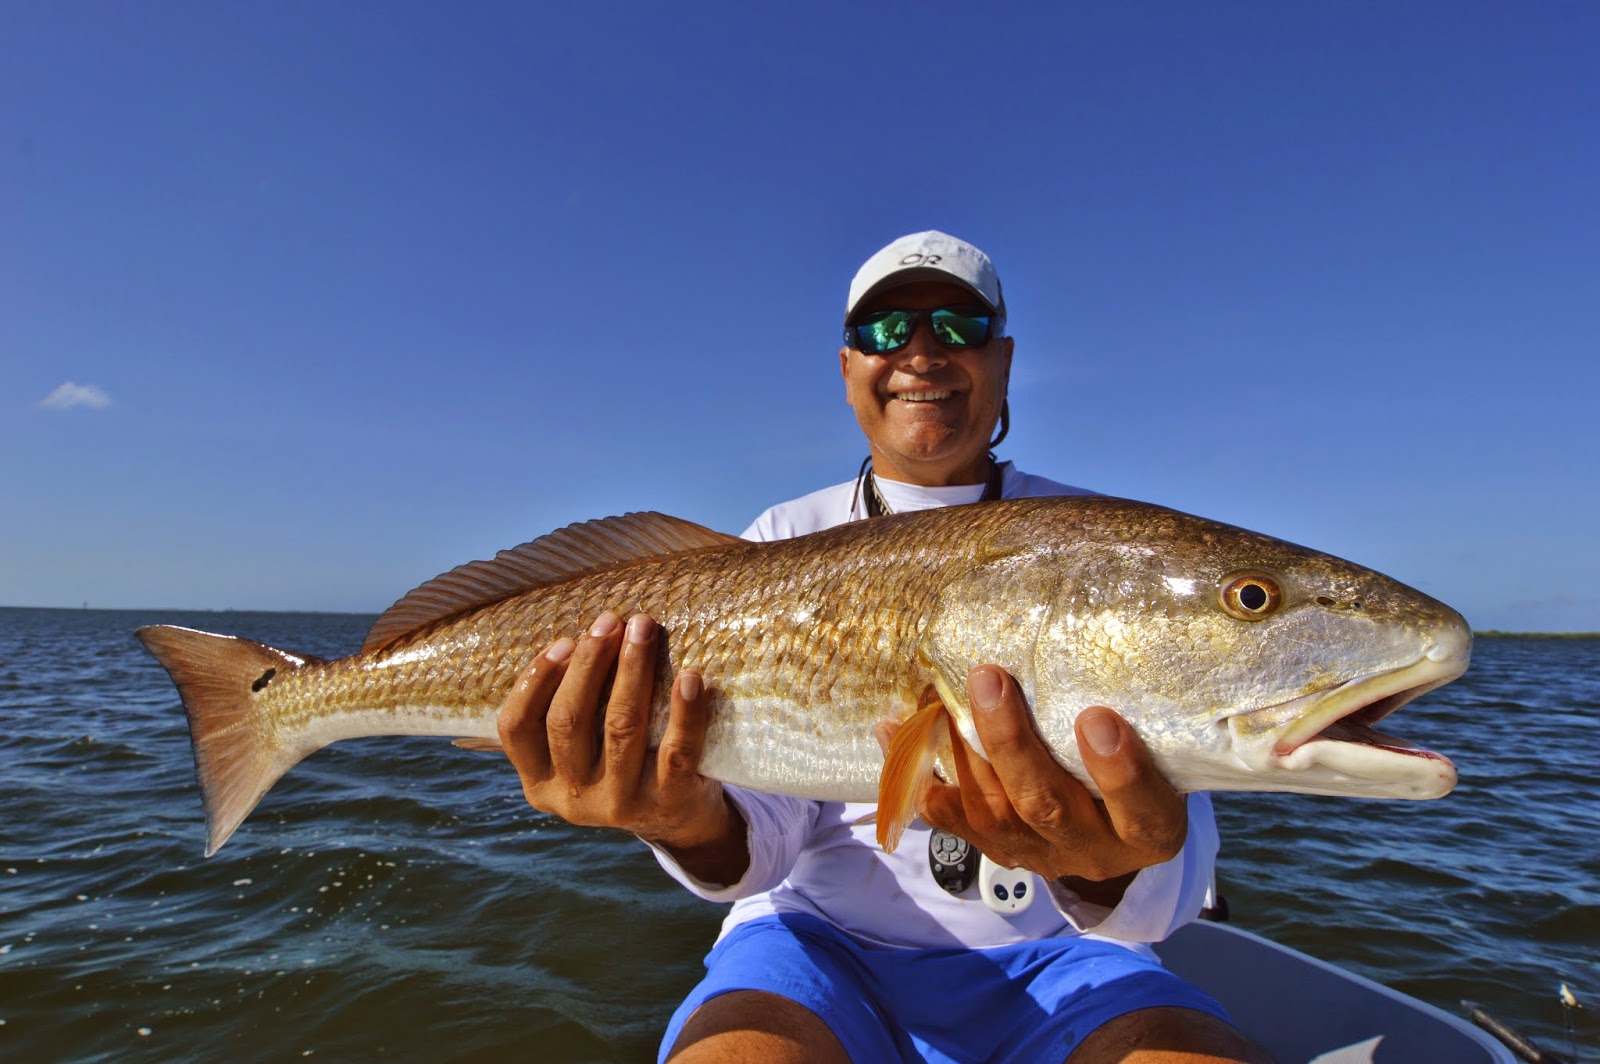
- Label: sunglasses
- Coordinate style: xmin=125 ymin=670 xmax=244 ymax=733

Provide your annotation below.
xmin=845 ymin=306 xmax=1005 ymax=355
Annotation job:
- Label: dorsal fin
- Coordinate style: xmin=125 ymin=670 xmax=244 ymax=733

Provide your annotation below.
xmin=361 ymin=512 xmax=742 ymax=654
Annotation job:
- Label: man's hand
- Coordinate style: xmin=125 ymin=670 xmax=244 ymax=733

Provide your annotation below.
xmin=916 ymin=664 xmax=1188 ymax=906
xmin=496 ymin=612 xmax=748 ymax=883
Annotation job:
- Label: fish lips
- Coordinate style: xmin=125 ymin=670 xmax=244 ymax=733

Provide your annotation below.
xmin=1227 ymin=641 xmax=1469 ymax=799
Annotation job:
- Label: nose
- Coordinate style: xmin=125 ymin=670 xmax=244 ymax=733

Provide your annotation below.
xmin=891 ymin=318 xmax=949 ymax=371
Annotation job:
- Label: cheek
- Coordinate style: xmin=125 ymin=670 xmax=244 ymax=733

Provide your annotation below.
xmin=843 ymin=363 xmax=885 ymax=410
xmin=966 ymin=361 xmax=1008 ymax=410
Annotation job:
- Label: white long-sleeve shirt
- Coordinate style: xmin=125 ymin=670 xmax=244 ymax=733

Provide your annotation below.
xmin=650 ymin=464 xmax=1219 ymax=953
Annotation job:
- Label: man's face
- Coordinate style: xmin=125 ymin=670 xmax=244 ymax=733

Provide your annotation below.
xmin=839 ymin=280 xmax=1013 ymax=486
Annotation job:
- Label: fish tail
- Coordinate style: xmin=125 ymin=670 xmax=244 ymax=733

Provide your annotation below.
xmin=136 ymin=625 xmax=314 ymax=857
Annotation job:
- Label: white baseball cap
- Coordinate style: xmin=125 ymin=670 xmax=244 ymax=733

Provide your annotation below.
xmin=844 ymin=230 xmax=1006 ymax=323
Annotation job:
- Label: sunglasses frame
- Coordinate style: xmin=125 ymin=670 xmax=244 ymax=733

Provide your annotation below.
xmin=844 ymin=305 xmax=1006 ymax=355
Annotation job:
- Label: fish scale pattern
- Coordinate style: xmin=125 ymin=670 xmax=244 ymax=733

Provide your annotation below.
xmin=253 ymin=509 xmax=1005 ymax=791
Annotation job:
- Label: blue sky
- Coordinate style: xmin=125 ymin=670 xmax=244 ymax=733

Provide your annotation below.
xmin=3 ymin=2 xmax=1596 ymax=632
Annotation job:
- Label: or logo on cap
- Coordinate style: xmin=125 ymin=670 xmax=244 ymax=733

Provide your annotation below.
xmin=846 ymin=230 xmax=1003 ymax=323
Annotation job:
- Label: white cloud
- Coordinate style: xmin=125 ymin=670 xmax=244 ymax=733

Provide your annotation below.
xmin=38 ymin=382 xmax=114 ymax=411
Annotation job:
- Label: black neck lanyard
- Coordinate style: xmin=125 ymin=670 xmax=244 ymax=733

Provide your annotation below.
xmin=853 ymin=456 xmax=1005 ymax=519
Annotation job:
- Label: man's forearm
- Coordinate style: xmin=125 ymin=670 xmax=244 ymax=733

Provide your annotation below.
xmin=651 ymin=792 xmax=751 ymax=889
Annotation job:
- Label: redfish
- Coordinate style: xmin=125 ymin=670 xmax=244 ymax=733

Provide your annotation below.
xmin=137 ymin=497 xmax=1469 ymax=856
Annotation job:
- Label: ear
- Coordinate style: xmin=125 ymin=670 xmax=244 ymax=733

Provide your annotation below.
xmin=839 ymin=346 xmax=854 ymax=407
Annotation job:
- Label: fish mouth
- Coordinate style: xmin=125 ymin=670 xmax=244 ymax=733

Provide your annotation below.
xmin=1227 ymin=636 xmax=1469 ymax=798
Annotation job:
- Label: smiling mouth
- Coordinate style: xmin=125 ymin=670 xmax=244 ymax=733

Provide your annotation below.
xmin=893 ymin=390 xmax=955 ymax=402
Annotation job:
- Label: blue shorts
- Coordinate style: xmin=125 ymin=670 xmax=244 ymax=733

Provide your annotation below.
xmin=658 ymin=913 xmax=1231 ymax=1063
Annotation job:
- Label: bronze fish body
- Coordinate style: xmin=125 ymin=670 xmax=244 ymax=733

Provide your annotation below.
xmin=137 ymin=496 xmax=1470 ymax=856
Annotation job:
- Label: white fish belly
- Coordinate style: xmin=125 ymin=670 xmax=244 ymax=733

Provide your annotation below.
xmin=677 ymin=694 xmax=885 ymax=803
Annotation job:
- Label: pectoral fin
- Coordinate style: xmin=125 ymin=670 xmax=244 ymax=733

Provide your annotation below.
xmin=876 ymin=697 xmax=951 ymax=853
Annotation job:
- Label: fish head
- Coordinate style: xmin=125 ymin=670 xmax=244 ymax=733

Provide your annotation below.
xmin=1024 ymin=498 xmax=1470 ymax=799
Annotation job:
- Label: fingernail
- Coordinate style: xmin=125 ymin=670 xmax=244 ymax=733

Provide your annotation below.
xmin=970 ymin=667 xmax=1003 ymax=712
xmin=545 ymin=637 xmax=575 ymax=663
xmin=1081 ymin=708 xmax=1122 ymax=756
xmin=589 ymin=612 xmax=620 ymax=638
xmin=678 ymin=672 xmax=702 ymax=701
xmin=626 ymin=614 xmax=655 ymax=645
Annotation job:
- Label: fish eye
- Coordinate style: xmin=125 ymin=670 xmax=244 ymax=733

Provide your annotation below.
xmin=1219 ymin=572 xmax=1283 ymax=621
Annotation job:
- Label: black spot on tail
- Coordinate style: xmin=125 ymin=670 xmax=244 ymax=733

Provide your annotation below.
xmin=252 ymin=668 xmax=277 ymax=692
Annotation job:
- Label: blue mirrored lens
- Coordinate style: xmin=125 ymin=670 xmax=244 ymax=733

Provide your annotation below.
xmin=854 ymin=311 xmax=916 ymax=354
xmin=930 ymin=309 xmax=992 ymax=346
xmin=850 ymin=308 xmax=993 ymax=353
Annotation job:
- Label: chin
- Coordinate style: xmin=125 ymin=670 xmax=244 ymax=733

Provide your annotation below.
xmin=885 ymin=434 xmax=962 ymax=462
xmin=883 ymin=442 xmax=986 ymax=479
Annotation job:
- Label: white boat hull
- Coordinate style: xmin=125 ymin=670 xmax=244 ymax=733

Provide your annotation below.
xmin=1153 ymin=921 xmax=1516 ymax=1063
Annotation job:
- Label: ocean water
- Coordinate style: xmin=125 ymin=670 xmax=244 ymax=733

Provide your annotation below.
xmin=1 ymin=607 xmax=1595 ymax=1062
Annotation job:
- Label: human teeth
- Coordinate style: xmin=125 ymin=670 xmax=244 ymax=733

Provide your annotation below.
xmin=898 ymin=391 xmax=952 ymax=402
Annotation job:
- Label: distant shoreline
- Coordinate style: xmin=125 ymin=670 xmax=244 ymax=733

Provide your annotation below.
xmin=1471 ymin=630 xmax=1600 ymax=639
xmin=1 ymin=604 xmax=1594 ymax=638
xmin=0 ymin=604 xmax=380 ymax=619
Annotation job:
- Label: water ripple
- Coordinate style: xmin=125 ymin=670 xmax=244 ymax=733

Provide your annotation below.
xmin=2 ymin=608 xmax=1596 ymax=1059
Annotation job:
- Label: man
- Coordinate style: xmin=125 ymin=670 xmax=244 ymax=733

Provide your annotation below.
xmin=497 ymin=232 xmax=1270 ymax=1063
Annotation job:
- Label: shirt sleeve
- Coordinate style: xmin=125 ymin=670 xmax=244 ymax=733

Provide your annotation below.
xmin=646 ymin=785 xmax=820 ymax=902
xmin=1043 ymin=792 xmax=1220 ymax=943
xmin=740 ymin=510 xmax=777 ymax=542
